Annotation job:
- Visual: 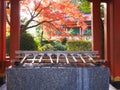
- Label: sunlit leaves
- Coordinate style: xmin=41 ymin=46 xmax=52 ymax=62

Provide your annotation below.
xmin=20 ymin=0 xmax=88 ymax=39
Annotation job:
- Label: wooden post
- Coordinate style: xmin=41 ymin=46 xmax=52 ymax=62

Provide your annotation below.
xmin=91 ymin=0 xmax=103 ymax=58
xmin=10 ymin=0 xmax=20 ymax=60
xmin=104 ymin=3 xmax=110 ymax=67
xmin=109 ymin=0 xmax=120 ymax=81
xmin=0 ymin=0 xmax=6 ymax=76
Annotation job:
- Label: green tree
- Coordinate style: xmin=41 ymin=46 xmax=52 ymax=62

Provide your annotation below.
xmin=78 ymin=0 xmax=91 ymax=13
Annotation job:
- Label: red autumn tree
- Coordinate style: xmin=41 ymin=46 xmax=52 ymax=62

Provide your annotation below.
xmin=7 ymin=0 xmax=88 ymax=39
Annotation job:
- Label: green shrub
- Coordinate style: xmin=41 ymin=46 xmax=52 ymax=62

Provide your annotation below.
xmin=42 ymin=40 xmax=54 ymax=46
xmin=6 ymin=32 xmax=38 ymax=55
xmin=61 ymin=38 xmax=67 ymax=45
xmin=52 ymin=40 xmax=66 ymax=51
xmin=34 ymin=37 xmax=42 ymax=51
xmin=41 ymin=44 xmax=53 ymax=51
xmin=20 ymin=32 xmax=37 ymax=50
xmin=53 ymin=44 xmax=66 ymax=51
xmin=66 ymin=40 xmax=91 ymax=51
xmin=41 ymin=40 xmax=66 ymax=51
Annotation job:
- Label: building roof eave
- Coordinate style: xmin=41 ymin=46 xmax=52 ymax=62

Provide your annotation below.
xmin=88 ymin=0 xmax=110 ymax=3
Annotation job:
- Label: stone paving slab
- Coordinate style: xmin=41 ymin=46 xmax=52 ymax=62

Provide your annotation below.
xmin=0 ymin=84 xmax=117 ymax=90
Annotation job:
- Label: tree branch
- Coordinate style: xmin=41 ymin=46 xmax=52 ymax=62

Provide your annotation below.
xmin=21 ymin=0 xmax=53 ymax=32
xmin=32 ymin=0 xmax=42 ymax=16
xmin=25 ymin=20 xmax=53 ymax=30
xmin=26 ymin=6 xmax=33 ymax=17
xmin=33 ymin=1 xmax=51 ymax=18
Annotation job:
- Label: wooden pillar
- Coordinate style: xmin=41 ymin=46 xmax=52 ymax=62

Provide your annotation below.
xmin=0 ymin=0 xmax=6 ymax=75
xmin=10 ymin=0 xmax=20 ymax=60
xmin=91 ymin=0 xmax=103 ymax=58
xmin=109 ymin=0 xmax=120 ymax=81
xmin=104 ymin=3 xmax=110 ymax=67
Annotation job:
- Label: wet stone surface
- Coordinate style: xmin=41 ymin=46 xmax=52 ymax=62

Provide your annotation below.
xmin=6 ymin=66 xmax=109 ymax=90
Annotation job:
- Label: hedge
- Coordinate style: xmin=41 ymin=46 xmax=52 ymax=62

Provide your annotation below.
xmin=40 ymin=40 xmax=66 ymax=51
xmin=66 ymin=40 xmax=91 ymax=51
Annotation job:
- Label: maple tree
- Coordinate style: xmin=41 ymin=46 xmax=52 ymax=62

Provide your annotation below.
xmin=7 ymin=0 xmax=88 ymax=39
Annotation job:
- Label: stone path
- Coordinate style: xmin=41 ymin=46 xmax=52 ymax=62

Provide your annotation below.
xmin=0 ymin=84 xmax=118 ymax=90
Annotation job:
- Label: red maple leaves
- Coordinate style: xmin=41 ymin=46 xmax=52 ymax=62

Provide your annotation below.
xmin=20 ymin=0 xmax=88 ymax=39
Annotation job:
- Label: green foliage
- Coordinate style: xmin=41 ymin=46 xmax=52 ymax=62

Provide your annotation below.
xmin=42 ymin=40 xmax=54 ymax=46
xmin=66 ymin=40 xmax=91 ymax=51
xmin=6 ymin=32 xmax=38 ymax=55
xmin=100 ymin=4 xmax=104 ymax=18
xmin=34 ymin=37 xmax=42 ymax=51
xmin=6 ymin=36 xmax=10 ymax=55
xmin=41 ymin=40 xmax=66 ymax=51
xmin=53 ymin=44 xmax=66 ymax=51
xmin=78 ymin=0 xmax=91 ymax=13
xmin=20 ymin=32 xmax=37 ymax=50
xmin=41 ymin=44 xmax=53 ymax=51
xmin=61 ymin=38 xmax=67 ymax=45
xmin=68 ymin=28 xmax=79 ymax=35
xmin=52 ymin=40 xmax=66 ymax=51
